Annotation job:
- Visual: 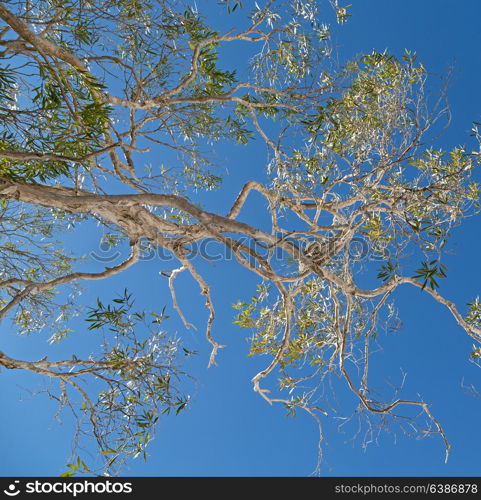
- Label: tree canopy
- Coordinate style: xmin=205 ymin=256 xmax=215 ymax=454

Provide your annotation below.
xmin=0 ymin=0 xmax=480 ymax=475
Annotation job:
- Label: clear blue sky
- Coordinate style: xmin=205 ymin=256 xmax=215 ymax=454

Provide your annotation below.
xmin=2 ymin=0 xmax=481 ymax=477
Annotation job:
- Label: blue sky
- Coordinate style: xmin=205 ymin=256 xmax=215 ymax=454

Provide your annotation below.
xmin=2 ymin=0 xmax=481 ymax=477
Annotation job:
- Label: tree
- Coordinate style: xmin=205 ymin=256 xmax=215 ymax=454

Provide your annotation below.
xmin=0 ymin=0 xmax=480 ymax=475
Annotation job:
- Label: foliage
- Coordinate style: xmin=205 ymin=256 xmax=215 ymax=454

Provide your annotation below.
xmin=0 ymin=0 xmax=479 ymax=476
xmin=31 ymin=290 xmax=190 ymax=476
